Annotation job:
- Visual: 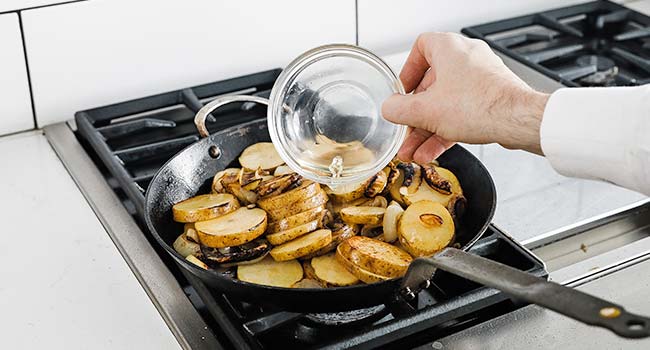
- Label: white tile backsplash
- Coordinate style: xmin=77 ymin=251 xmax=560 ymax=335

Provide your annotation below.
xmin=358 ymin=0 xmax=590 ymax=55
xmin=22 ymin=0 xmax=355 ymax=126
xmin=0 ymin=13 xmax=34 ymax=135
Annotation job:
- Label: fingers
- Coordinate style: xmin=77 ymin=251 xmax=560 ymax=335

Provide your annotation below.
xmin=397 ymin=128 xmax=431 ymax=161
xmin=400 ymin=34 xmax=435 ymax=92
xmin=413 ymin=135 xmax=455 ymax=163
xmin=381 ymin=93 xmax=430 ymax=129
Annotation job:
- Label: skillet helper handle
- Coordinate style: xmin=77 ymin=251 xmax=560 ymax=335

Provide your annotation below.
xmin=194 ymin=95 xmax=269 ymax=138
xmin=407 ymin=247 xmax=650 ymax=339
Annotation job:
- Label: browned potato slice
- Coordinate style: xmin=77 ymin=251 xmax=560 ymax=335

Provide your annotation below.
xmin=195 ymin=207 xmax=267 ymax=248
xmin=172 ymin=193 xmax=240 ymax=223
xmin=340 ymin=206 xmax=385 ymax=225
xmin=257 ymin=181 xmax=320 ymax=210
xmin=237 ymin=256 xmax=303 ymax=287
xmin=292 ymin=278 xmax=323 ymax=288
xmin=212 ymin=168 xmax=240 ymax=193
xmin=398 ymin=200 xmax=455 ymax=257
xmin=266 ymin=206 xmax=326 ymax=233
xmin=402 ymin=167 xmax=462 ymax=207
xmin=311 ymin=253 xmax=360 ymax=286
xmin=325 ymin=181 xmax=366 ymax=203
xmin=382 ymin=201 xmax=404 ymax=243
xmin=266 ymin=219 xmax=321 ymax=245
xmin=302 ymin=222 xmax=358 ymax=258
xmin=337 ymin=236 xmax=412 ymax=278
xmin=269 ymin=229 xmax=332 ymax=261
xmin=364 ymin=170 xmax=388 ymax=198
xmin=186 ymin=255 xmax=208 ymax=270
xmin=173 ymin=232 xmax=201 ymax=257
xmin=239 ymin=142 xmax=284 ymax=170
xmin=262 ymin=188 xmax=329 ymax=222
xmin=335 ymin=248 xmax=391 ymax=284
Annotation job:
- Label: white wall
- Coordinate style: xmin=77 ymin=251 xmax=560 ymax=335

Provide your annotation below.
xmin=21 ymin=0 xmax=356 ymax=125
xmin=0 ymin=13 xmax=34 ymax=135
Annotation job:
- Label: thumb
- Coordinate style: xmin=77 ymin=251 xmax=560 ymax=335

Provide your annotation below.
xmin=381 ymin=93 xmax=430 ymax=130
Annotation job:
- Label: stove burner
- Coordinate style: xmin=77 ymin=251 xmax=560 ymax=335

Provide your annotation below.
xmin=576 ymin=55 xmax=616 ymax=71
xmin=304 ymin=305 xmax=388 ymax=327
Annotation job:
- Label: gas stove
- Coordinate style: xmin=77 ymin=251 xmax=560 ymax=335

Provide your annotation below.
xmin=462 ymin=0 xmax=650 ymax=88
xmin=49 ymin=69 xmax=547 ymax=349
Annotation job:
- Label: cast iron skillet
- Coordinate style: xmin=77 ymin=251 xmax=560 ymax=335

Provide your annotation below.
xmin=144 ymin=117 xmax=495 ymax=312
xmin=145 ymin=97 xmax=650 ymax=338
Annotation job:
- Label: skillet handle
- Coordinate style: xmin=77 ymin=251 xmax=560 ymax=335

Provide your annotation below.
xmin=194 ymin=95 xmax=269 ymax=138
xmin=400 ymin=247 xmax=650 ymax=339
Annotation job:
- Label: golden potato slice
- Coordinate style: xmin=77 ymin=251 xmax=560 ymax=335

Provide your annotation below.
xmin=325 ymin=181 xmax=366 ymax=203
xmin=335 ymin=249 xmax=391 ymax=284
xmin=270 ymin=229 xmax=332 ymax=261
xmin=402 ymin=167 xmax=462 ymax=207
xmin=262 ymin=189 xmax=329 ymax=222
xmin=266 ymin=206 xmax=326 ymax=233
xmin=311 ymin=253 xmax=360 ymax=286
xmin=237 ymin=256 xmax=303 ymax=287
xmin=382 ymin=201 xmax=404 ymax=243
xmin=257 ymin=181 xmax=321 ymax=210
xmin=340 ymin=206 xmax=385 ymax=225
xmin=186 ymin=255 xmax=208 ymax=270
xmin=337 ymin=236 xmax=412 ymax=278
xmin=398 ymin=200 xmax=455 ymax=257
xmin=292 ymin=278 xmax=323 ymax=288
xmin=172 ymin=193 xmax=240 ymax=223
xmin=302 ymin=222 xmax=358 ymax=259
xmin=173 ymin=232 xmax=201 ymax=258
xmin=239 ymin=142 xmax=284 ymax=170
xmin=195 ymin=207 xmax=267 ymax=248
xmin=266 ymin=219 xmax=321 ymax=245
xmin=212 ymin=168 xmax=240 ymax=193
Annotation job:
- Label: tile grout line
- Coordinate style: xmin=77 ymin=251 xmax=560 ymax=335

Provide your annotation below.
xmin=17 ymin=11 xmax=38 ymax=130
xmin=355 ymin=0 xmax=359 ymax=45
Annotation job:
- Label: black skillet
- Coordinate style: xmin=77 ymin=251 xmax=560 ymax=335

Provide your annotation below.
xmin=144 ymin=96 xmax=650 ymax=338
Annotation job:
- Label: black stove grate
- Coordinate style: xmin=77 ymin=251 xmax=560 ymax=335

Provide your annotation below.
xmin=75 ymin=71 xmax=546 ymax=349
xmin=462 ymin=0 xmax=650 ymax=87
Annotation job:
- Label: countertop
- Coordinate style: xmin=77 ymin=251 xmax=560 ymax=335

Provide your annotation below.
xmin=0 ymin=131 xmax=179 ymax=349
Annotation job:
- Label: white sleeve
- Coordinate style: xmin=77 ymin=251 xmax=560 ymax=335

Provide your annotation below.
xmin=540 ymin=85 xmax=650 ymax=196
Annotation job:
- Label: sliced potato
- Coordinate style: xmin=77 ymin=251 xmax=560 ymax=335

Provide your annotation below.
xmin=212 ymin=168 xmax=240 ymax=193
xmin=267 ymin=206 xmax=326 ymax=233
xmin=402 ymin=167 xmax=462 ymax=207
xmin=226 ymin=183 xmax=258 ymax=205
xmin=337 ymin=236 xmax=412 ymax=278
xmin=266 ymin=219 xmax=321 ymax=245
xmin=364 ymin=170 xmax=388 ymax=198
xmin=397 ymin=162 xmax=422 ymax=196
xmin=398 ymin=200 xmax=455 ymax=257
xmin=311 ymin=253 xmax=360 ymax=286
xmin=335 ymin=249 xmax=391 ymax=284
xmin=172 ymin=193 xmax=240 ymax=223
xmin=195 ymin=207 xmax=267 ymax=248
xmin=274 ymin=165 xmax=294 ymax=176
xmin=262 ymin=189 xmax=329 ymax=222
xmin=173 ymin=233 xmax=201 ymax=258
xmin=302 ymin=222 xmax=358 ymax=258
xmin=388 ymin=168 xmax=406 ymax=206
xmin=239 ymin=142 xmax=284 ymax=170
xmin=325 ymin=181 xmax=366 ymax=203
xmin=269 ymin=229 xmax=332 ymax=261
xmin=255 ymin=173 xmax=302 ymax=198
xmin=186 ymin=255 xmax=208 ymax=270
xmin=257 ymin=181 xmax=321 ymax=211
xmin=340 ymin=206 xmax=385 ymax=225
xmin=292 ymin=278 xmax=323 ymax=288
xmin=237 ymin=256 xmax=303 ymax=287
xmin=382 ymin=201 xmax=404 ymax=243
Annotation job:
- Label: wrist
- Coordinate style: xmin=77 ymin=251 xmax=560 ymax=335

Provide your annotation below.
xmin=496 ymin=89 xmax=549 ymax=154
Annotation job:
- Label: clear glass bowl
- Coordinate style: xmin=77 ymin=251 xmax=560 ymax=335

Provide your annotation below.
xmin=268 ymin=44 xmax=407 ymax=186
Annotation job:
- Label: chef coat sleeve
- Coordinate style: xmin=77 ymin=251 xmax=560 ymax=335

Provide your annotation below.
xmin=540 ymin=85 xmax=650 ymax=196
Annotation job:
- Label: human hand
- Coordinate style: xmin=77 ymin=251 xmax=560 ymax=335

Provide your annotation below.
xmin=382 ymin=32 xmax=550 ymax=163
